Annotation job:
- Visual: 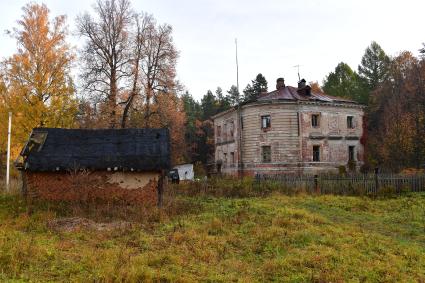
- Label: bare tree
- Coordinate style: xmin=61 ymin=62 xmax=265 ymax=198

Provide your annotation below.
xmin=120 ymin=14 xmax=179 ymax=128
xmin=77 ymin=0 xmax=132 ymax=128
xmin=139 ymin=19 xmax=178 ymax=127
xmin=120 ymin=13 xmax=150 ymax=128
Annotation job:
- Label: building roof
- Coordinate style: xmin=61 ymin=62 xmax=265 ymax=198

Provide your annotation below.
xmin=211 ymin=84 xmax=361 ymax=120
xmin=257 ymin=86 xmax=357 ymax=104
xmin=18 ymin=128 xmax=171 ymax=172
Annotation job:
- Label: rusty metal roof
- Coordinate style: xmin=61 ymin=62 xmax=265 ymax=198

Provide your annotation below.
xmin=257 ymin=86 xmax=357 ymax=104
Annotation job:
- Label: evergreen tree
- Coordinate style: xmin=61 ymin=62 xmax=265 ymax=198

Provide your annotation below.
xmin=181 ymin=91 xmax=202 ymax=162
xmin=201 ymin=90 xmax=219 ymax=120
xmin=358 ymin=41 xmax=390 ymax=91
xmin=323 ymin=62 xmax=368 ymax=104
xmin=227 ymin=85 xmax=240 ymax=105
xmin=243 ymin=73 xmax=268 ymax=101
xmin=216 ymin=87 xmax=231 ymax=113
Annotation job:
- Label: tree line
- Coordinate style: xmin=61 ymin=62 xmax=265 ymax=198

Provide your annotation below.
xmin=1 ymin=0 xmax=425 ymax=172
xmin=322 ymin=42 xmax=425 ymax=171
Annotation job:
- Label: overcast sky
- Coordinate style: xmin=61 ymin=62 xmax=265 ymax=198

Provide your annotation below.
xmin=0 ymin=0 xmax=424 ymax=100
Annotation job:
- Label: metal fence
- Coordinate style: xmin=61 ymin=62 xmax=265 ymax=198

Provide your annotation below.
xmin=255 ymin=173 xmax=425 ymax=195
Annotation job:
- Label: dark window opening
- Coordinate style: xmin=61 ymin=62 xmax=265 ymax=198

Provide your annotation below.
xmin=262 ymin=146 xmax=271 ymax=163
xmin=216 ymin=126 xmax=221 ymax=137
xmin=313 ymin=145 xmax=320 ymax=162
xmin=223 ymin=152 xmax=227 ymax=164
xmin=261 ymin=115 xmax=271 ymax=129
xmin=311 ymin=114 xmax=320 ymax=128
xmin=230 ymin=121 xmax=234 ymax=138
xmin=347 ymin=116 xmax=354 ymax=129
xmin=231 ymin=152 xmax=235 ymax=164
xmin=348 ymin=146 xmax=355 ymax=161
xmin=21 ymin=131 xmax=48 ymax=156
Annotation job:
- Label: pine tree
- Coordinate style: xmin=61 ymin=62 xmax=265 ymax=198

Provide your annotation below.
xmin=227 ymin=85 xmax=240 ymax=105
xmin=358 ymin=41 xmax=390 ymax=91
xmin=243 ymin=73 xmax=268 ymax=101
xmin=201 ymin=90 xmax=219 ymax=120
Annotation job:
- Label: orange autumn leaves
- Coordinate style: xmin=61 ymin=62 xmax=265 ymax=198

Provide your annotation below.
xmin=0 ymin=3 xmax=77 ymax=159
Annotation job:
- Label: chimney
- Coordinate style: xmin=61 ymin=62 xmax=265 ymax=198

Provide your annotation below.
xmin=276 ymin=78 xmax=285 ymax=90
xmin=298 ymin=78 xmax=306 ymax=89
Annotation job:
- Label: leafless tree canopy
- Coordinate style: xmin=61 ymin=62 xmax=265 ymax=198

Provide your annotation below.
xmin=77 ymin=0 xmax=132 ymax=128
xmin=77 ymin=0 xmax=179 ymax=129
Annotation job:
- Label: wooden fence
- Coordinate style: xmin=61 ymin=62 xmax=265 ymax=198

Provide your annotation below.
xmin=255 ymin=173 xmax=425 ymax=196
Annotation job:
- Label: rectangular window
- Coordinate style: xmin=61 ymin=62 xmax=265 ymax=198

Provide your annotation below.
xmin=216 ymin=125 xmax=221 ymax=137
xmin=223 ymin=123 xmax=227 ymax=140
xmin=311 ymin=114 xmax=320 ymax=128
xmin=230 ymin=152 xmax=235 ymax=164
xmin=229 ymin=121 xmax=234 ymax=138
xmin=348 ymin=146 xmax=355 ymax=161
xmin=313 ymin=145 xmax=320 ymax=162
xmin=262 ymin=146 xmax=271 ymax=163
xmin=261 ymin=115 xmax=271 ymax=129
xmin=223 ymin=152 xmax=227 ymax=164
xmin=347 ymin=116 xmax=354 ymax=129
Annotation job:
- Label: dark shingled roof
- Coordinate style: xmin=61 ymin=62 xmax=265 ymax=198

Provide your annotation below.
xmin=18 ymin=128 xmax=171 ymax=172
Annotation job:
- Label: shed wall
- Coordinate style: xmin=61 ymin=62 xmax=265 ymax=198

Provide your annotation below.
xmin=24 ymin=171 xmax=160 ymax=204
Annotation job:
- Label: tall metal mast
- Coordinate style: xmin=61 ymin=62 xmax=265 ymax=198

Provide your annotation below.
xmin=235 ymin=39 xmax=243 ymax=178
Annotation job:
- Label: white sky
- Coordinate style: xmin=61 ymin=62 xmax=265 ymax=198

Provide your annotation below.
xmin=0 ymin=0 xmax=424 ymax=100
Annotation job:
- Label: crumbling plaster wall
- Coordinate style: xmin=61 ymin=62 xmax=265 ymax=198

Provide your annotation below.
xmin=24 ymin=171 xmax=160 ymax=204
xmin=300 ymin=103 xmax=364 ymax=173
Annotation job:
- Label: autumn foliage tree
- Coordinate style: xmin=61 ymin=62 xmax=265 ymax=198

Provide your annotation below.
xmin=0 ymin=3 xmax=77 ymax=158
xmin=367 ymin=51 xmax=425 ymax=170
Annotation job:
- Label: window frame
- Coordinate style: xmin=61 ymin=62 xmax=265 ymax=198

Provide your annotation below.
xmin=313 ymin=145 xmax=320 ymax=162
xmin=262 ymin=146 xmax=272 ymax=163
xmin=347 ymin=116 xmax=354 ymax=129
xmin=261 ymin=115 xmax=271 ymax=130
xmin=229 ymin=121 xmax=234 ymax=139
xmin=311 ymin=114 xmax=320 ymax=128
xmin=348 ymin=146 xmax=355 ymax=161
xmin=216 ymin=125 xmax=221 ymax=137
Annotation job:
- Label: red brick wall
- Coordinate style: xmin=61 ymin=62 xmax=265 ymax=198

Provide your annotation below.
xmin=24 ymin=171 xmax=159 ymax=205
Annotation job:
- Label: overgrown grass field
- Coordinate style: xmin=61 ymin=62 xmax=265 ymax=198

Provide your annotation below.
xmin=0 ymin=191 xmax=425 ymax=282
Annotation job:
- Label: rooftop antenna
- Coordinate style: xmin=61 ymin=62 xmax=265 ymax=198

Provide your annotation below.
xmin=293 ymin=64 xmax=301 ymax=81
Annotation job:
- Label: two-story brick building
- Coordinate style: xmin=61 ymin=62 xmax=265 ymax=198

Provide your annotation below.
xmin=212 ymin=78 xmax=365 ymax=176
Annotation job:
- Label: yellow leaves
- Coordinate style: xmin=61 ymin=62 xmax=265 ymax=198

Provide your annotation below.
xmin=0 ymin=3 xmax=76 ymax=159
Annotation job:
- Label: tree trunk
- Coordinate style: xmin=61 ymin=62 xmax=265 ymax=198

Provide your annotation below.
xmin=109 ymin=68 xmax=117 ymax=128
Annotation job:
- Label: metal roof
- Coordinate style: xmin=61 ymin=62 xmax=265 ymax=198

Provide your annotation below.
xmin=257 ymin=86 xmax=357 ymax=104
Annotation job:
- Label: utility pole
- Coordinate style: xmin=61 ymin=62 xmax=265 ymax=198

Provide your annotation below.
xmin=6 ymin=112 xmax=11 ymax=192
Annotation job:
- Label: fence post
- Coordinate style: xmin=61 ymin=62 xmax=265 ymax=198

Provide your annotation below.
xmin=157 ymin=170 xmax=165 ymax=208
xmin=314 ymin=175 xmax=319 ymax=194
xmin=374 ymin=167 xmax=379 ymax=195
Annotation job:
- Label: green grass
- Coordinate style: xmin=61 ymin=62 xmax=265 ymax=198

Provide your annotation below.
xmin=0 ymin=192 xmax=425 ymax=282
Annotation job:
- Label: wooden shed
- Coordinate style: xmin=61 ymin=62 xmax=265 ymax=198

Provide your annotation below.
xmin=15 ymin=128 xmax=170 ymax=205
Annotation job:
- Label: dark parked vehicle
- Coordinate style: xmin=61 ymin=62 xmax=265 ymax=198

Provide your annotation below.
xmin=168 ymin=169 xmax=180 ymax=184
